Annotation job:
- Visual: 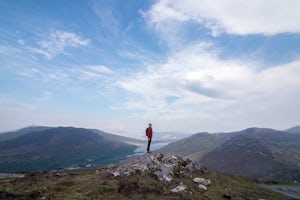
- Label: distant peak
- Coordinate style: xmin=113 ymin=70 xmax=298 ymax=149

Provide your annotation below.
xmin=285 ymin=125 xmax=300 ymax=134
xmin=241 ymin=127 xmax=276 ymax=134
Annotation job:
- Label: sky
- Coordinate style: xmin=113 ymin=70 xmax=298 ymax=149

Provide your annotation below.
xmin=1 ymin=0 xmax=300 ymax=138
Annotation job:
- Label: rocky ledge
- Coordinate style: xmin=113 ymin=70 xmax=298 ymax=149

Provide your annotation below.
xmin=108 ymin=152 xmax=211 ymax=193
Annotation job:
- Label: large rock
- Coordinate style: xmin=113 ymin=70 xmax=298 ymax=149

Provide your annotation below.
xmin=170 ymin=183 xmax=187 ymax=193
xmin=193 ymin=177 xmax=211 ymax=186
xmin=154 ymin=163 xmax=174 ymax=182
xmin=109 ymin=152 xmax=207 ymax=184
xmin=198 ymin=184 xmax=208 ymax=191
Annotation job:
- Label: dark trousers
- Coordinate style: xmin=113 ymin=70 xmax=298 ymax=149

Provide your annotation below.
xmin=147 ymin=137 xmax=152 ymax=151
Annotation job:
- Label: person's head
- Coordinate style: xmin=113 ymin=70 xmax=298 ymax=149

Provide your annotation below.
xmin=149 ymin=123 xmax=152 ymax=127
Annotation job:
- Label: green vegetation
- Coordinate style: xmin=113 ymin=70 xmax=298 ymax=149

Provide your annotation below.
xmin=0 ymin=167 xmax=292 ymax=199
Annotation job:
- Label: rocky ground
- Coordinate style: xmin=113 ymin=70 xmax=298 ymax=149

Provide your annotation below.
xmin=0 ymin=153 xmax=293 ymax=200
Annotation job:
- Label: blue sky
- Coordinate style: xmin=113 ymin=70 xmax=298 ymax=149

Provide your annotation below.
xmin=1 ymin=0 xmax=300 ymax=137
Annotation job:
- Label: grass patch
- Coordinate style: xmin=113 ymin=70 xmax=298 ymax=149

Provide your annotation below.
xmin=145 ymin=193 xmax=157 ymax=200
xmin=57 ymin=180 xmax=76 ymax=187
xmin=0 ymin=167 xmax=294 ymax=199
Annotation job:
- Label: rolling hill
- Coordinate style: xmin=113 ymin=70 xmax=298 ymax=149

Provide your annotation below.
xmin=0 ymin=126 xmax=51 ymax=142
xmin=158 ymin=126 xmax=300 ymax=181
xmin=0 ymin=126 xmax=143 ymax=172
xmin=157 ymin=131 xmax=240 ymax=160
xmin=286 ymin=125 xmax=300 ymax=134
xmin=201 ymin=128 xmax=300 ymax=181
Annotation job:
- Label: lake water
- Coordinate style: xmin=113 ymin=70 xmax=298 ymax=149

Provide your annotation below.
xmin=133 ymin=141 xmax=169 ymax=156
xmin=0 ymin=173 xmax=25 ymax=179
xmin=261 ymin=184 xmax=300 ymax=199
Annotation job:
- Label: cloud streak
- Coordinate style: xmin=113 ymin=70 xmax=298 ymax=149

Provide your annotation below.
xmin=25 ymin=30 xmax=90 ymax=59
xmin=87 ymin=65 xmax=114 ymax=74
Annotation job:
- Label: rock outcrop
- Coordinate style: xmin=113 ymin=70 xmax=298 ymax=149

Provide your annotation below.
xmin=109 ymin=152 xmax=211 ymax=192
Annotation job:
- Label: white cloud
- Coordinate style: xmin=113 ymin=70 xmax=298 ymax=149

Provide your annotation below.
xmin=26 ymin=30 xmax=90 ymax=59
xmin=133 ymin=0 xmax=300 ymax=133
xmin=78 ymin=70 xmax=104 ymax=80
xmin=87 ymin=65 xmax=113 ymax=74
xmin=18 ymin=67 xmax=41 ymax=77
xmin=116 ymin=42 xmax=300 ymax=132
xmin=118 ymin=42 xmax=255 ymax=101
xmin=145 ymin=0 xmax=300 ymax=36
xmin=19 ymin=67 xmax=72 ymax=82
xmin=75 ymin=65 xmax=114 ymax=81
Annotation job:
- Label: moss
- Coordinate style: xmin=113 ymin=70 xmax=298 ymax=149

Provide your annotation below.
xmin=0 ymin=191 xmax=19 ymax=199
xmin=54 ymin=186 xmax=63 ymax=192
xmin=145 ymin=193 xmax=157 ymax=200
xmin=28 ymin=189 xmax=41 ymax=198
xmin=57 ymin=180 xmax=76 ymax=187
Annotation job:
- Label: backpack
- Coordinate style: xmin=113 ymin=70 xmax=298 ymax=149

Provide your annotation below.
xmin=146 ymin=128 xmax=148 ymax=136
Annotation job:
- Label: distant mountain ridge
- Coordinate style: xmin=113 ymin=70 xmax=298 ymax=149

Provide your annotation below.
xmin=0 ymin=126 xmax=144 ymax=173
xmin=158 ymin=126 xmax=300 ymax=181
xmin=0 ymin=126 xmax=51 ymax=142
xmin=158 ymin=130 xmax=240 ymax=160
xmin=2 ymin=125 xmax=300 ymax=181
xmin=157 ymin=132 xmax=218 ymax=160
xmin=285 ymin=125 xmax=300 ymax=134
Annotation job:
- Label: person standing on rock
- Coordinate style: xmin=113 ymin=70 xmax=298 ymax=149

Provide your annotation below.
xmin=146 ymin=123 xmax=153 ymax=152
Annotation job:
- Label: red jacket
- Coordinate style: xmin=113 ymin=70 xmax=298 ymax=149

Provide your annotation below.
xmin=147 ymin=127 xmax=153 ymax=138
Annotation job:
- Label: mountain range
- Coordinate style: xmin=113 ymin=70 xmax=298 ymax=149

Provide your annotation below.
xmin=1 ymin=125 xmax=300 ymax=182
xmin=0 ymin=126 xmax=144 ymax=172
xmin=158 ymin=126 xmax=300 ymax=181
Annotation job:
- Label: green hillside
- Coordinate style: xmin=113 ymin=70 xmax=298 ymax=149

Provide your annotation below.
xmin=158 ymin=133 xmax=218 ymax=159
xmin=0 ymin=127 xmax=138 ymax=172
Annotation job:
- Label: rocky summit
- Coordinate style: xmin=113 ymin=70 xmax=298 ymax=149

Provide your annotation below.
xmin=110 ymin=152 xmax=210 ymax=192
xmin=0 ymin=153 xmax=293 ymax=200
